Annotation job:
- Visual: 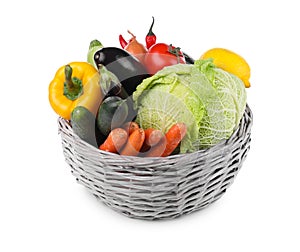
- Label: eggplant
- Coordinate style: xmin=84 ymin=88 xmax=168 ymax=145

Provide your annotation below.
xmin=94 ymin=47 xmax=150 ymax=96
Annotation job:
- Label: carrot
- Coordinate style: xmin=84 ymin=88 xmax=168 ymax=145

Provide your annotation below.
xmin=145 ymin=136 xmax=167 ymax=157
xmin=144 ymin=128 xmax=164 ymax=147
xmin=122 ymin=121 xmax=139 ymax=135
xmin=99 ymin=128 xmax=128 ymax=153
xmin=120 ymin=128 xmax=145 ymax=156
xmin=140 ymin=128 xmax=164 ymax=153
xmin=161 ymin=123 xmax=187 ymax=157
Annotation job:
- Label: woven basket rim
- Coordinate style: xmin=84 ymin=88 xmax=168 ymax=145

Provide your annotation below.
xmin=58 ymin=104 xmax=253 ymax=162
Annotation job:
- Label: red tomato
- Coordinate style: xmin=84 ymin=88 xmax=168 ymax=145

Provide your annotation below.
xmin=144 ymin=43 xmax=186 ymax=75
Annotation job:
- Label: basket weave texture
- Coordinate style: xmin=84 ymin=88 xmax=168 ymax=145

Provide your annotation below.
xmin=58 ymin=105 xmax=253 ymax=220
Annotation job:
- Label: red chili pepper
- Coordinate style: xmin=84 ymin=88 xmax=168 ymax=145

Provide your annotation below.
xmin=145 ymin=16 xmax=156 ymax=49
xmin=119 ymin=34 xmax=128 ymax=49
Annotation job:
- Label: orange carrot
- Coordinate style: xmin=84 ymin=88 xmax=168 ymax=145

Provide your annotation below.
xmin=144 ymin=128 xmax=164 ymax=147
xmin=120 ymin=128 xmax=145 ymax=156
xmin=140 ymin=128 xmax=164 ymax=153
xmin=161 ymin=123 xmax=187 ymax=157
xmin=99 ymin=128 xmax=128 ymax=153
xmin=122 ymin=121 xmax=139 ymax=135
xmin=145 ymin=136 xmax=167 ymax=157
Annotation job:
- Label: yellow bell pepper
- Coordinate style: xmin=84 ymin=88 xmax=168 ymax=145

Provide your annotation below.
xmin=49 ymin=62 xmax=103 ymax=120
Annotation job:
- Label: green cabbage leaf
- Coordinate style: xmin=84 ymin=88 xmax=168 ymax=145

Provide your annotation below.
xmin=133 ymin=59 xmax=247 ymax=153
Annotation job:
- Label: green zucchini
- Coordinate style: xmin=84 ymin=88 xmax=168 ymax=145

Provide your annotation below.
xmin=71 ymin=106 xmax=102 ymax=148
xmin=97 ymin=96 xmax=128 ymax=136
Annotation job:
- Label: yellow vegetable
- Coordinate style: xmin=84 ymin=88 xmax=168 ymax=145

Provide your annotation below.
xmin=49 ymin=62 xmax=103 ymax=120
xmin=200 ymin=48 xmax=251 ymax=88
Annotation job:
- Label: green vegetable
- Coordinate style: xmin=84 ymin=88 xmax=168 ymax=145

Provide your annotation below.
xmin=87 ymin=39 xmax=103 ymax=68
xmin=195 ymin=59 xmax=247 ymax=135
xmin=97 ymin=96 xmax=129 ymax=136
xmin=133 ymin=59 xmax=246 ymax=153
xmin=71 ymin=106 xmax=100 ymax=147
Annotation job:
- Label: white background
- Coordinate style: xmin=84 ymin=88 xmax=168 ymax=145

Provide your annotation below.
xmin=1 ymin=0 xmax=299 ymax=251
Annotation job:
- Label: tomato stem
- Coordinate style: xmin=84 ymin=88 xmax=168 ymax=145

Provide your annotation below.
xmin=168 ymin=44 xmax=182 ymax=63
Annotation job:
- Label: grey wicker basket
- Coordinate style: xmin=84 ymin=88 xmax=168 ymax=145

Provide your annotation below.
xmin=58 ymin=104 xmax=253 ymax=220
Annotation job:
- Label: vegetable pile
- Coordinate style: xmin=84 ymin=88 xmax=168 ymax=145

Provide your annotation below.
xmin=49 ymin=17 xmax=251 ymax=157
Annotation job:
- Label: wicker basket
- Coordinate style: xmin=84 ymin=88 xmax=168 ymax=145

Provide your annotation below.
xmin=58 ymin=104 xmax=253 ymax=220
